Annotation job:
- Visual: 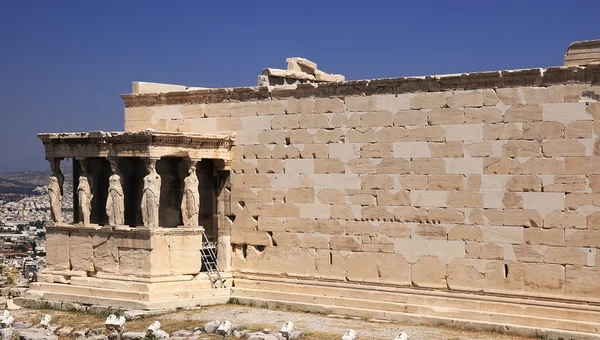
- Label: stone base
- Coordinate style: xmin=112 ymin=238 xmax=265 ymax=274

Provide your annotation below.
xmin=36 ymin=224 xmax=229 ymax=310
xmin=231 ymin=274 xmax=600 ymax=338
xmin=25 ymin=272 xmax=231 ymax=310
xmin=45 ymin=223 xmax=207 ymax=277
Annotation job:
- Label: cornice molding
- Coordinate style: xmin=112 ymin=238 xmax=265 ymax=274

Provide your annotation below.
xmin=38 ymin=130 xmax=235 ymax=160
xmin=121 ymin=65 xmax=600 ymax=108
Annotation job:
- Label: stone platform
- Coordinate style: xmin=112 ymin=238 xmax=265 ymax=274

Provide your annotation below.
xmin=25 ymin=224 xmax=230 ymax=310
xmin=44 ymin=223 xmax=207 ymax=276
xmin=28 ymin=272 xmax=230 ymax=310
xmin=231 ymin=275 xmax=600 ymax=339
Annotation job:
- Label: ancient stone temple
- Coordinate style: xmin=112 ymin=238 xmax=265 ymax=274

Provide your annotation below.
xmin=27 ymin=43 xmax=600 ymax=336
xmin=34 ymin=131 xmax=234 ymax=309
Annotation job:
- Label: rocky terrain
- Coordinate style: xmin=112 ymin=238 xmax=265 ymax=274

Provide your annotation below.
xmin=2 ymin=305 xmax=534 ymax=340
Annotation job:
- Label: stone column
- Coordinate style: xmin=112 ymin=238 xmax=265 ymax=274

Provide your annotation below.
xmin=76 ymin=158 xmax=94 ymax=226
xmin=47 ymin=158 xmax=64 ymax=224
xmin=106 ymin=158 xmax=125 ymax=227
xmin=181 ymin=158 xmax=201 ymax=228
xmin=141 ymin=158 xmax=161 ymax=228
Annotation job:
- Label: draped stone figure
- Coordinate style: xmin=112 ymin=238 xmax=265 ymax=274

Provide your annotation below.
xmin=106 ymin=159 xmax=125 ymax=226
xmin=181 ymin=163 xmax=200 ymax=227
xmin=77 ymin=171 xmax=93 ymax=226
xmin=141 ymin=158 xmax=161 ymax=228
xmin=48 ymin=174 xmax=62 ymax=223
xmin=47 ymin=158 xmax=64 ymax=223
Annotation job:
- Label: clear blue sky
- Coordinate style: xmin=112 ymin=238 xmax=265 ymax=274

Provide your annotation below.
xmin=0 ymin=0 xmax=598 ymax=173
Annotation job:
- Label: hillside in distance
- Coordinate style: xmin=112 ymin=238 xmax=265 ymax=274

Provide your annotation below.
xmin=0 ymin=178 xmax=37 ymax=194
xmin=0 ymin=169 xmax=73 ymax=195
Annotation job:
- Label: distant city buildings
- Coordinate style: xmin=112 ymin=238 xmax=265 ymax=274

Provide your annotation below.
xmin=0 ymin=172 xmax=66 ymax=285
xmin=0 ymin=178 xmax=73 ymax=226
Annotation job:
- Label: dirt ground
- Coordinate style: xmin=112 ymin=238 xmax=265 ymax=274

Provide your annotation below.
xmin=10 ymin=304 xmax=532 ymax=340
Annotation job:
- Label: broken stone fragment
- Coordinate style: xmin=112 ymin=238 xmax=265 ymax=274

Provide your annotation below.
xmin=55 ymin=327 xmax=73 ymax=337
xmin=263 ymin=68 xmax=316 ymax=81
xmin=121 ymin=331 xmax=146 ymax=340
xmin=15 ymin=328 xmax=57 ymax=340
xmin=203 ymin=320 xmax=220 ymax=334
xmin=314 ymin=69 xmax=345 ymax=82
xmin=170 ymin=330 xmax=192 ymax=337
xmin=0 ymin=329 xmax=11 ymax=340
xmin=286 ymin=57 xmax=318 ymax=74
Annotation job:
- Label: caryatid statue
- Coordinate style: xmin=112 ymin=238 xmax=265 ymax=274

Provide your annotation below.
xmin=141 ymin=158 xmax=161 ymax=228
xmin=77 ymin=160 xmax=93 ymax=226
xmin=47 ymin=158 xmax=63 ymax=223
xmin=106 ymin=159 xmax=125 ymax=226
xmin=181 ymin=161 xmax=200 ymax=227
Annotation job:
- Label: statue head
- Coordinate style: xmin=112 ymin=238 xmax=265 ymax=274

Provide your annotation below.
xmin=79 ymin=159 xmax=88 ymax=174
xmin=189 ymin=165 xmax=196 ymax=175
xmin=145 ymin=158 xmax=157 ymax=173
xmin=48 ymin=158 xmax=62 ymax=176
xmin=109 ymin=158 xmax=119 ymax=173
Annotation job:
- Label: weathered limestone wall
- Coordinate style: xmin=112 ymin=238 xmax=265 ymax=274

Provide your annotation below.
xmin=122 ymin=67 xmax=600 ymax=302
xmin=44 ymin=226 xmax=203 ymax=278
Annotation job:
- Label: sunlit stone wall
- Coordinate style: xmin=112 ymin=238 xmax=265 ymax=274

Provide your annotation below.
xmin=122 ymin=66 xmax=600 ymax=302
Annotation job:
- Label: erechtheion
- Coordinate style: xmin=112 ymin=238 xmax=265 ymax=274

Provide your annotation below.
xmin=24 ymin=41 xmax=600 ymax=336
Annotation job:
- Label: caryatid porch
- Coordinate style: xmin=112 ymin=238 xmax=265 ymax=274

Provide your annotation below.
xmin=29 ymin=130 xmax=235 ymax=310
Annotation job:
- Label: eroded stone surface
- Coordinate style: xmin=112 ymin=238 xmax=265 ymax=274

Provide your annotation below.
xmin=39 ymin=55 xmax=600 ymax=320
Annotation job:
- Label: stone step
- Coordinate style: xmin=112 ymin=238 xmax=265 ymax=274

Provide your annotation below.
xmin=233 ymin=277 xmax=600 ymax=323
xmin=232 ymin=278 xmax=600 ymax=333
xmin=38 ymin=290 xmax=230 ymax=310
xmin=31 ymin=283 xmax=150 ymax=300
xmin=32 ymin=282 xmax=229 ymax=302
xmin=69 ymin=276 xmax=215 ymax=292
xmin=231 ymin=296 xmax=600 ymax=340
xmin=233 ymin=287 xmax=600 ymax=333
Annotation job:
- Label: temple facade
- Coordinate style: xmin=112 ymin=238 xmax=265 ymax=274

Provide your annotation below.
xmin=32 ymin=131 xmax=234 ymax=309
xmin=26 ymin=42 xmax=600 ymax=336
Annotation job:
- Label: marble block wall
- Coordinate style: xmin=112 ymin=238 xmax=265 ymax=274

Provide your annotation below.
xmin=44 ymin=226 xmax=203 ymax=278
xmin=122 ymin=68 xmax=600 ymax=302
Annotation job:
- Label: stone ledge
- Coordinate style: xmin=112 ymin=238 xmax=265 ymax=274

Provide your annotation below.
xmin=231 ymin=296 xmax=600 ymax=340
xmin=234 ymin=273 xmax=600 ymax=310
xmin=232 ymin=275 xmax=600 ymax=335
xmin=121 ymin=64 xmax=600 ymax=107
xmin=12 ymin=297 xmax=177 ymax=318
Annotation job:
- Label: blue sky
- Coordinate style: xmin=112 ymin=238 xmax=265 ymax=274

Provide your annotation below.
xmin=0 ymin=0 xmax=598 ymax=173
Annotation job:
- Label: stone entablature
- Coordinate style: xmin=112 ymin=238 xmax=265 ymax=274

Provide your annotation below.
xmin=38 ymin=130 xmax=234 ymax=229
xmin=121 ymin=64 xmax=600 ymax=108
xmin=39 ymin=130 xmax=235 ymax=161
xmin=565 ymin=40 xmax=600 ymax=66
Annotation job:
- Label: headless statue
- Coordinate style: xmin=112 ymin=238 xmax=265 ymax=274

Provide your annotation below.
xmin=106 ymin=159 xmax=125 ymax=226
xmin=181 ymin=164 xmax=200 ymax=227
xmin=141 ymin=159 xmax=161 ymax=228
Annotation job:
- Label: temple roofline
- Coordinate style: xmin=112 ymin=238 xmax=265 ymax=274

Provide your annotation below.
xmin=38 ymin=130 xmax=235 ymax=145
xmin=38 ymin=130 xmax=235 ymax=161
xmin=120 ymin=64 xmax=600 ymax=108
